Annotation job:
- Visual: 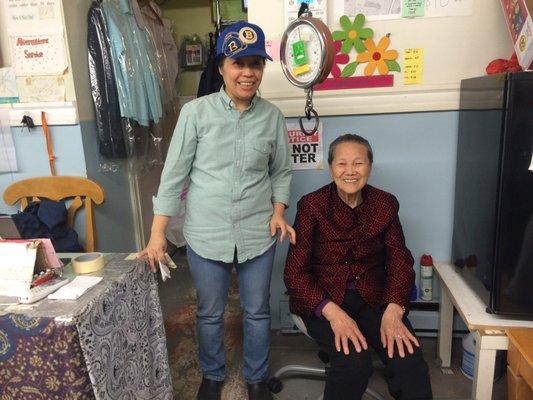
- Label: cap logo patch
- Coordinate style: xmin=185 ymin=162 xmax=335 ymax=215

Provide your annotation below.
xmin=239 ymin=27 xmax=257 ymax=44
xmin=223 ymin=32 xmax=246 ymax=57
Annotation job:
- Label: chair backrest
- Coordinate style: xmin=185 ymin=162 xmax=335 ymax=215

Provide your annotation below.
xmin=3 ymin=176 xmax=105 ymax=252
xmin=291 ymin=313 xmax=312 ymax=338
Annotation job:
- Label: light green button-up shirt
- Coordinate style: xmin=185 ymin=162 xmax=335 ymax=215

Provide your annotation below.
xmin=153 ymin=88 xmax=292 ymax=263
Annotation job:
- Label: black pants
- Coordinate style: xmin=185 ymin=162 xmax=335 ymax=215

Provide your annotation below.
xmin=304 ymin=289 xmax=433 ymax=400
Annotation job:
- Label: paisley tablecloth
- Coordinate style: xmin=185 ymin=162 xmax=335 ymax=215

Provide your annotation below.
xmin=0 ymin=254 xmax=173 ymax=400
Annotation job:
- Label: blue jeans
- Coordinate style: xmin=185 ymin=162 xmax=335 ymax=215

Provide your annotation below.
xmin=187 ymin=244 xmax=275 ymax=383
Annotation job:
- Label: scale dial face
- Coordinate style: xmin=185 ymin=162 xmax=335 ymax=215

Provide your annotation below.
xmin=280 ymin=17 xmax=334 ymax=89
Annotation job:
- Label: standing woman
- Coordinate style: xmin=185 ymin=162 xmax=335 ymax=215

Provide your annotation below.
xmin=139 ymin=21 xmax=295 ymax=400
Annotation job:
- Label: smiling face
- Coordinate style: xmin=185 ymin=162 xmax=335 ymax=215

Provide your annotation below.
xmin=330 ymin=141 xmax=372 ymax=206
xmin=219 ymin=55 xmax=265 ymax=111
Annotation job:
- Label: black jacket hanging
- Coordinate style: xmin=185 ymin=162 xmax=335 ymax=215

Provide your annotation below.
xmin=88 ymin=1 xmax=127 ymax=158
xmin=197 ymin=32 xmax=223 ymax=98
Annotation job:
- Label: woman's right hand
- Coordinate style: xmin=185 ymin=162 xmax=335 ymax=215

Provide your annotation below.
xmin=137 ymin=231 xmax=167 ymax=272
xmin=322 ymin=302 xmax=368 ymax=355
xmin=137 ymin=215 xmax=171 ymax=272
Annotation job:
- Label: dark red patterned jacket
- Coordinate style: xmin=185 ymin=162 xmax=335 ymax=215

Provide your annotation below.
xmin=284 ymin=183 xmax=415 ymax=317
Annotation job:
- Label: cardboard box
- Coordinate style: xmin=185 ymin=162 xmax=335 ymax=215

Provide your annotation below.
xmin=500 ymin=0 xmax=533 ymax=69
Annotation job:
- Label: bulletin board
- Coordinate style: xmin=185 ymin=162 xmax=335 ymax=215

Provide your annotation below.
xmin=0 ymin=0 xmax=77 ymax=126
xmin=250 ymin=0 xmax=514 ymax=117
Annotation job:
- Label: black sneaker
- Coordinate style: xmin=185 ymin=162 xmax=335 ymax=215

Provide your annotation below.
xmin=247 ymin=381 xmax=272 ymax=400
xmin=197 ymin=377 xmax=223 ymax=400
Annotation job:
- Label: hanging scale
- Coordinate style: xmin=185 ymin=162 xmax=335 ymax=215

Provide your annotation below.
xmin=280 ymin=3 xmax=334 ymax=135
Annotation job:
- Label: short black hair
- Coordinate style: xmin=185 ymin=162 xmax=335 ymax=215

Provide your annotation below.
xmin=216 ymin=54 xmax=226 ymax=68
xmin=328 ymin=134 xmax=373 ymax=165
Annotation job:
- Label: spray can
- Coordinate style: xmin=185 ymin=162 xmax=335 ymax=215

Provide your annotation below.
xmin=419 ymin=254 xmax=433 ymax=301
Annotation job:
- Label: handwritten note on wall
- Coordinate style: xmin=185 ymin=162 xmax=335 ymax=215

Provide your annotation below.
xmin=403 ymin=48 xmax=424 ymax=85
xmin=3 ymin=0 xmax=63 ymax=35
xmin=10 ymin=35 xmax=68 ymax=76
xmin=402 ymin=0 xmax=425 ymax=18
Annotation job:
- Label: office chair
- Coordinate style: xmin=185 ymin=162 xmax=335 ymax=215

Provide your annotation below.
xmin=3 ymin=176 xmax=105 ymax=252
xmin=269 ymin=313 xmax=385 ymax=400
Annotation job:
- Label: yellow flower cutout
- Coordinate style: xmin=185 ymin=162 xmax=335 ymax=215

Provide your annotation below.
xmin=356 ymin=36 xmax=400 ymax=76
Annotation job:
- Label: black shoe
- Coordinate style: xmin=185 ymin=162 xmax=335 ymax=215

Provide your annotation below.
xmin=197 ymin=377 xmax=223 ymax=400
xmin=247 ymin=381 xmax=272 ymax=400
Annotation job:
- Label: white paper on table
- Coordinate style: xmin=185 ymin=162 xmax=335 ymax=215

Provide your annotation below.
xmin=3 ymin=0 xmax=64 ymax=35
xmin=48 ymin=276 xmax=103 ymax=300
xmin=10 ymin=35 xmax=68 ymax=76
xmin=0 ymin=109 xmax=18 ymax=173
xmin=16 ymin=75 xmax=66 ymax=102
xmin=0 ymin=241 xmax=38 ymax=297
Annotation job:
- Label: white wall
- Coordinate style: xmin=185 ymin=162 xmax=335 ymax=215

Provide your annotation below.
xmin=249 ymin=0 xmax=513 ymax=116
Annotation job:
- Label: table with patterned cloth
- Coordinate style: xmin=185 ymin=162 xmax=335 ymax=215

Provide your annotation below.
xmin=0 ymin=254 xmax=173 ymax=400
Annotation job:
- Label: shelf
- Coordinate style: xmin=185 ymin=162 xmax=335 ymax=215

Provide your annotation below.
xmin=0 ymin=101 xmax=78 ymax=126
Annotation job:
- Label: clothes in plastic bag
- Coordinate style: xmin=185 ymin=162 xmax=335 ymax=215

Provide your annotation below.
xmin=87 ymin=1 xmax=127 ymax=158
xmin=139 ymin=1 xmax=179 ymax=109
xmin=101 ymin=0 xmax=162 ymax=127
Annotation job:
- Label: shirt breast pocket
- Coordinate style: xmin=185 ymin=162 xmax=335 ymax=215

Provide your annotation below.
xmin=246 ymin=141 xmax=271 ymax=172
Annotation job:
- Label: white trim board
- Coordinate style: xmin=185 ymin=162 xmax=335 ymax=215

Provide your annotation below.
xmin=1 ymin=102 xmax=78 ymax=126
xmin=263 ymin=83 xmax=461 ymax=117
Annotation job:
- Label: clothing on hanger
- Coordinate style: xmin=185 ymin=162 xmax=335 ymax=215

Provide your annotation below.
xmin=87 ymin=0 xmax=127 ymax=158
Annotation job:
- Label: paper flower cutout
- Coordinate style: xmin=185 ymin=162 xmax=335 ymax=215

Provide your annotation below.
xmin=332 ymin=14 xmax=374 ymax=54
xmin=356 ymin=36 xmax=400 ymax=76
xmin=331 ymin=41 xmax=350 ymax=78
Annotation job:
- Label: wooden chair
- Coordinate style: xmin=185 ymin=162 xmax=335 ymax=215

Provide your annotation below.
xmin=3 ymin=176 xmax=105 ymax=252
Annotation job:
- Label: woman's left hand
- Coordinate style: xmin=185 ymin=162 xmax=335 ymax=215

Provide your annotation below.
xmin=380 ymin=303 xmax=419 ymax=358
xmin=270 ymin=213 xmax=296 ymax=244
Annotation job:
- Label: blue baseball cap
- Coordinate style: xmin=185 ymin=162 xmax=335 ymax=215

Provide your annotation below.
xmin=216 ymin=20 xmax=272 ymax=61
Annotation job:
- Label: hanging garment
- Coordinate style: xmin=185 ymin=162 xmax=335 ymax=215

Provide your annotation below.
xmin=140 ymin=1 xmax=179 ymax=108
xmin=197 ymin=32 xmax=223 ymax=98
xmin=87 ymin=1 xmax=127 ymax=158
xmin=162 ymin=19 xmax=179 ymax=92
xmin=101 ymin=0 xmax=162 ymax=127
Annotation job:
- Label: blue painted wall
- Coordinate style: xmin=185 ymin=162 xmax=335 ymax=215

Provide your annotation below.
xmin=271 ymin=110 xmax=458 ymax=328
xmin=1 ymin=109 xmax=459 ymax=329
xmin=0 ymin=125 xmax=87 ymax=209
xmin=0 ymin=122 xmax=136 ymax=252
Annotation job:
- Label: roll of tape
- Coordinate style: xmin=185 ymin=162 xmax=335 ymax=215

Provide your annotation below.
xmin=71 ymin=252 xmax=105 ymax=274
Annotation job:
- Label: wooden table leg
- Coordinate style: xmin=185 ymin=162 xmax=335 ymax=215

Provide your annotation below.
xmin=472 ymin=331 xmax=509 ymax=400
xmin=473 ymin=332 xmax=496 ymax=400
xmin=437 ymin=283 xmax=453 ymax=367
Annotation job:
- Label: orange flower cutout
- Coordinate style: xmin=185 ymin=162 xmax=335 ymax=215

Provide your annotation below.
xmin=356 ymin=36 xmax=399 ymax=76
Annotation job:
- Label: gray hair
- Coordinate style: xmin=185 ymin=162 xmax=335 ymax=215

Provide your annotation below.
xmin=328 ymin=134 xmax=374 ymax=165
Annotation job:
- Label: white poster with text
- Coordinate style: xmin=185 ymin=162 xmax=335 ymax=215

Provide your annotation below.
xmin=10 ymin=35 xmax=68 ymax=76
xmin=3 ymin=0 xmax=63 ymax=35
xmin=287 ymin=122 xmax=324 ymax=170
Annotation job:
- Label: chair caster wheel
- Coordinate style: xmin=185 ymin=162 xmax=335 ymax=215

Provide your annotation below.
xmin=267 ymin=377 xmax=283 ymax=393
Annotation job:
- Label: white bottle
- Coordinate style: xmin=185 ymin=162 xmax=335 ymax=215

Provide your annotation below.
xmin=419 ymin=254 xmax=433 ymax=301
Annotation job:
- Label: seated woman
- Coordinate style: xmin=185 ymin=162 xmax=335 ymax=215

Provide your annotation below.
xmin=284 ymin=134 xmax=432 ymax=400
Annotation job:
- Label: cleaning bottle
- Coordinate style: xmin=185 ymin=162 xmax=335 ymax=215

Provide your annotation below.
xmin=419 ymin=254 xmax=433 ymax=301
